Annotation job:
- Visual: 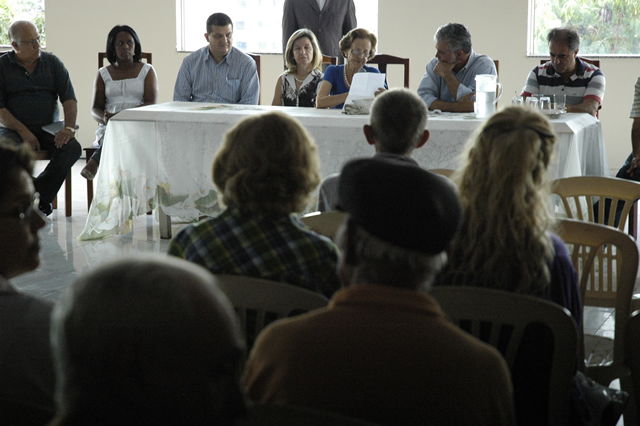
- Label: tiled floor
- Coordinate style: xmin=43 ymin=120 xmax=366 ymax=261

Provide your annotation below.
xmin=12 ymin=161 xmax=185 ymax=300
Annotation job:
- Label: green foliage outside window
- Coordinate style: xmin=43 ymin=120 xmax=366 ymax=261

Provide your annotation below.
xmin=0 ymin=0 xmax=45 ymax=47
xmin=531 ymin=0 xmax=640 ymax=55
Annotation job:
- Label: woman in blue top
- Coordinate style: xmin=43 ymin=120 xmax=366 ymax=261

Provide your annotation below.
xmin=316 ymin=28 xmax=385 ymax=109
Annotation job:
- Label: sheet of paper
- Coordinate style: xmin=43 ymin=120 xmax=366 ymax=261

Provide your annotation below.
xmin=343 ymin=72 xmax=386 ymax=109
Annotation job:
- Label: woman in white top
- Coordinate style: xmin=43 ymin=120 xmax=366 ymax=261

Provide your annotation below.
xmin=81 ymin=25 xmax=159 ymax=180
xmin=272 ymin=29 xmax=323 ymax=108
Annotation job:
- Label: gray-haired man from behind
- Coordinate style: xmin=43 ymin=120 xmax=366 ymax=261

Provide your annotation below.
xmin=317 ymin=88 xmax=430 ymax=211
xmin=244 ymin=158 xmax=516 ymax=424
xmin=49 ymin=255 xmax=247 ymax=425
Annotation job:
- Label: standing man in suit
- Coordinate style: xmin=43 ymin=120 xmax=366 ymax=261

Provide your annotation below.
xmin=282 ymin=0 xmax=356 ymax=62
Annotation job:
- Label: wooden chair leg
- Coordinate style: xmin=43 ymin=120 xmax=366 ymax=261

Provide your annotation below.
xmin=86 ymin=157 xmax=94 ymax=210
xmin=65 ymin=171 xmax=72 ymax=217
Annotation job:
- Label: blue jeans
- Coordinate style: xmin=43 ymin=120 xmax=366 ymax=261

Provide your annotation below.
xmin=0 ymin=127 xmax=82 ymax=205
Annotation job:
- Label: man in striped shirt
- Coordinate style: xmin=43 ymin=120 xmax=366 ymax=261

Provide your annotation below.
xmin=173 ymin=13 xmax=260 ymax=105
xmin=521 ymin=27 xmax=605 ymax=117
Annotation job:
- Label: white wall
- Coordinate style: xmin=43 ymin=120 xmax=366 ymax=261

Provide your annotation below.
xmin=46 ymin=0 xmax=640 ymax=170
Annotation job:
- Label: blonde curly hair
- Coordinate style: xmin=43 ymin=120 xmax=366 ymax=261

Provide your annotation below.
xmin=212 ymin=112 xmax=321 ymax=215
xmin=441 ymin=107 xmax=557 ymax=294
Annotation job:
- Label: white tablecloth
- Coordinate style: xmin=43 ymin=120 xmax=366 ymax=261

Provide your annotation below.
xmin=79 ymin=102 xmax=609 ymax=240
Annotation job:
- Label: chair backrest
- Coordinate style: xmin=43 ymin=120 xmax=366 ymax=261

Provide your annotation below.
xmin=539 ymin=57 xmax=600 ymax=68
xmin=98 ymin=51 xmax=152 ymax=68
xmin=237 ymin=403 xmax=380 ymax=426
xmin=212 ymin=274 xmax=328 ymax=351
xmin=367 ymin=54 xmax=410 ymax=88
xmin=322 ymin=55 xmax=338 ymax=66
xmin=556 ymin=218 xmax=638 ymax=385
xmin=429 ymin=286 xmax=577 ymax=425
xmin=300 ymin=211 xmax=347 ymax=240
xmin=551 ymin=176 xmax=640 ymax=236
xmin=428 ymin=168 xmax=455 ymax=179
xmin=247 ymin=53 xmax=261 ymax=104
xmin=493 ymin=59 xmax=500 ymax=78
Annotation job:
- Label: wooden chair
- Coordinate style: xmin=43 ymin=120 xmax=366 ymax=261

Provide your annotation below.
xmin=212 ymin=274 xmax=328 ymax=352
xmin=34 ymin=150 xmax=72 ymax=217
xmin=85 ymin=52 xmax=153 ymax=210
xmin=540 ymin=57 xmax=600 ymax=68
xmin=493 ymin=59 xmax=500 ymax=78
xmin=367 ymin=54 xmax=410 ymax=88
xmin=428 ymin=168 xmax=455 ymax=179
xmin=429 ymin=286 xmax=577 ymax=425
xmin=248 ymin=53 xmax=261 ymax=104
xmin=552 ymin=176 xmax=640 ymax=239
xmin=300 ymin=211 xmax=347 ymax=240
xmin=237 ymin=403 xmax=380 ymax=426
xmin=555 ymin=219 xmax=638 ymax=395
xmin=322 ymin=55 xmax=338 ymax=66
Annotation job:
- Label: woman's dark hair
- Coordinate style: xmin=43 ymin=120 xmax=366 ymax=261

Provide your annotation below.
xmin=106 ymin=25 xmax=142 ymax=65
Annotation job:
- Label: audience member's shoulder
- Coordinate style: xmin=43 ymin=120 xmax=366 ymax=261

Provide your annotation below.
xmin=548 ymin=231 xmax=570 ymax=257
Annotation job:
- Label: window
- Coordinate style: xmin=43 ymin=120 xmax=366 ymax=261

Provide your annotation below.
xmin=0 ymin=0 xmax=45 ymax=47
xmin=528 ymin=0 xmax=640 ymax=56
xmin=177 ymin=0 xmax=378 ymax=53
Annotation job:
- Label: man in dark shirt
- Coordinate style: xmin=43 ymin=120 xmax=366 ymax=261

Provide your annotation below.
xmin=0 ymin=21 xmax=81 ymax=215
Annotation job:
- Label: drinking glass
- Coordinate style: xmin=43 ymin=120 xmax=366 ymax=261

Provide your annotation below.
xmin=539 ymin=96 xmax=551 ymax=111
xmin=525 ymin=97 xmax=539 ymax=109
xmin=554 ymin=94 xmax=566 ymax=111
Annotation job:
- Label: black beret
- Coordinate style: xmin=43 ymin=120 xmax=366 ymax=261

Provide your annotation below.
xmin=338 ymin=158 xmax=461 ymax=254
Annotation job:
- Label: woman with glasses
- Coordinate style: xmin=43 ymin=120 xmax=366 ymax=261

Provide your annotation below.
xmin=81 ymin=25 xmax=158 ymax=181
xmin=273 ymin=29 xmax=324 ymax=108
xmin=316 ymin=28 xmax=385 ymax=109
xmin=0 ymin=137 xmax=54 ymax=422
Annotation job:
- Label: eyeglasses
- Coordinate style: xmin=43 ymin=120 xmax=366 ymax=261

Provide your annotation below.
xmin=18 ymin=37 xmax=41 ymax=46
xmin=0 ymin=193 xmax=41 ymax=225
xmin=350 ymin=49 xmax=369 ymax=58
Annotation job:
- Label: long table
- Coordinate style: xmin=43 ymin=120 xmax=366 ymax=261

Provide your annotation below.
xmin=79 ymin=102 xmax=609 ymax=240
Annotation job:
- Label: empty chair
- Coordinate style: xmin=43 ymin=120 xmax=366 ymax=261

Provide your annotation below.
xmin=213 ymin=274 xmax=328 ymax=351
xmin=322 ymin=55 xmax=338 ymax=66
xmin=430 ymin=286 xmax=577 ymax=425
xmin=248 ymin=53 xmax=261 ymax=103
xmin=556 ymin=218 xmax=638 ymax=405
xmin=367 ymin=54 xmax=410 ymax=88
xmin=552 ymin=175 xmax=640 ymax=239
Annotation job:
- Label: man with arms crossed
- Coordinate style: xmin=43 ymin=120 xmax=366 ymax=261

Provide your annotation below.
xmin=174 ymin=13 xmax=260 ymax=105
xmin=244 ymin=157 xmax=515 ymax=425
xmin=417 ymin=23 xmax=497 ymax=112
xmin=521 ymin=27 xmax=605 ymax=116
xmin=0 ymin=21 xmax=81 ymax=215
